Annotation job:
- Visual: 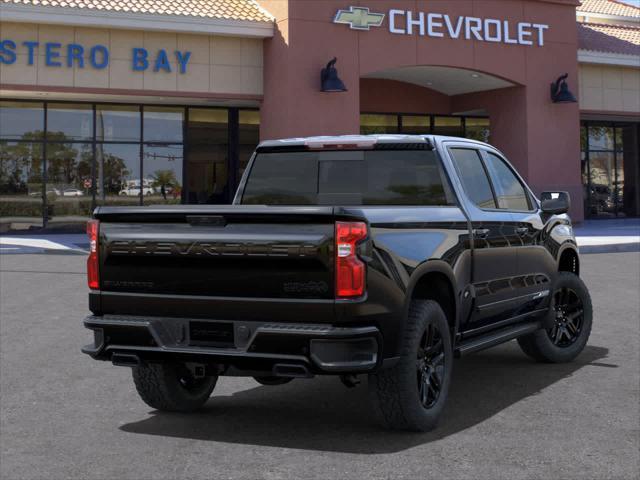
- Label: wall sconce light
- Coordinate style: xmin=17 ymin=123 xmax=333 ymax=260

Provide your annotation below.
xmin=321 ymin=57 xmax=348 ymax=92
xmin=550 ymin=73 xmax=577 ymax=104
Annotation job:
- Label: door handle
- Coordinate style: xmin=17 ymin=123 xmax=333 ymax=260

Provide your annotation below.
xmin=516 ymin=227 xmax=529 ymax=236
xmin=473 ymin=228 xmax=490 ymax=239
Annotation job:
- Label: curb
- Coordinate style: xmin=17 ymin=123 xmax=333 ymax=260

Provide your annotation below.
xmin=579 ymin=243 xmax=640 ymax=254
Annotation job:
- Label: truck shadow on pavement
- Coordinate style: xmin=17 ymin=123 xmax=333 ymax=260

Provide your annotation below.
xmin=120 ymin=344 xmax=611 ymax=454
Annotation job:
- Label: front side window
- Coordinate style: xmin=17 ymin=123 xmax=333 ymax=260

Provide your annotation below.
xmin=241 ymin=150 xmax=454 ymax=206
xmin=483 ymin=152 xmax=531 ymax=211
xmin=449 ymin=148 xmax=496 ymax=209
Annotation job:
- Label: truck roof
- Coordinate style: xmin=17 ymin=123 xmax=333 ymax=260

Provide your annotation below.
xmin=257 ymin=134 xmax=490 ymax=150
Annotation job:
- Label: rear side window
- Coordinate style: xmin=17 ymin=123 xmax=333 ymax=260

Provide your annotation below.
xmin=449 ymin=148 xmax=496 ymax=209
xmin=241 ymin=150 xmax=455 ymax=206
xmin=484 ymin=152 xmax=531 ymax=211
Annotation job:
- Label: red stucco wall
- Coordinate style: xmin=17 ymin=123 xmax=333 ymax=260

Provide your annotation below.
xmin=258 ymin=0 xmax=583 ymax=220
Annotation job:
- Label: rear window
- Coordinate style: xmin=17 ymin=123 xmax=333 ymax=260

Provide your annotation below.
xmin=241 ymin=150 xmax=455 ymax=206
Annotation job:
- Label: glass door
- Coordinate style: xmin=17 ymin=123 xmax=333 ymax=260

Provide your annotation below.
xmin=583 ymin=122 xmax=639 ymax=218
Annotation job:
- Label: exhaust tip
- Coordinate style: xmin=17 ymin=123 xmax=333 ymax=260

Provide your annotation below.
xmin=111 ymin=353 xmax=141 ymax=367
xmin=272 ymin=363 xmax=312 ymax=378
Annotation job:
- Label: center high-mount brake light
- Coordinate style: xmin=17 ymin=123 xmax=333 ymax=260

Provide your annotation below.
xmin=87 ymin=219 xmax=99 ymax=290
xmin=335 ymin=221 xmax=367 ymax=298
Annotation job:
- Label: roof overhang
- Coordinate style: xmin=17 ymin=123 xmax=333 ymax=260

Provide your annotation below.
xmin=576 ymin=11 xmax=639 ymax=25
xmin=578 ymin=49 xmax=640 ymax=67
xmin=363 ymin=66 xmax=516 ymax=96
xmin=0 ymin=3 xmax=275 ymax=38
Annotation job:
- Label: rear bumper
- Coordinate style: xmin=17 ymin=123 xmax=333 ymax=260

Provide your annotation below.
xmin=82 ymin=315 xmax=382 ymax=375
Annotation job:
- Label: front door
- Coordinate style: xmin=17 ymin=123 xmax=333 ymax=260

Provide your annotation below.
xmin=479 ymin=150 xmax=557 ymax=313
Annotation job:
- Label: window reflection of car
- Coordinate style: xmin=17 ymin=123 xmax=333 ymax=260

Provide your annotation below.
xmin=588 ymin=185 xmax=615 ymax=214
xmin=29 ymin=188 xmax=61 ymax=196
xmin=62 ymin=188 xmax=84 ymax=197
xmin=119 ymin=186 xmax=154 ymax=196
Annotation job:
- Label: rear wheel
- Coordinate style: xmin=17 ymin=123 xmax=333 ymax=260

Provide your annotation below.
xmin=518 ymin=272 xmax=592 ymax=363
xmin=368 ymin=300 xmax=452 ymax=432
xmin=132 ymin=363 xmax=217 ymax=412
xmin=253 ymin=376 xmax=293 ymax=386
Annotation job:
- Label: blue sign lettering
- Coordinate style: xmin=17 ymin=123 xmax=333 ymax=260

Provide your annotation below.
xmin=0 ymin=39 xmax=17 ymax=64
xmin=67 ymin=44 xmax=84 ymax=68
xmin=45 ymin=42 xmax=62 ymax=67
xmin=23 ymin=41 xmax=38 ymax=65
xmin=0 ymin=38 xmax=193 ymax=74
xmin=153 ymin=49 xmax=171 ymax=73
xmin=90 ymin=45 xmax=109 ymax=69
xmin=175 ymin=51 xmax=191 ymax=74
xmin=132 ymin=47 xmax=148 ymax=71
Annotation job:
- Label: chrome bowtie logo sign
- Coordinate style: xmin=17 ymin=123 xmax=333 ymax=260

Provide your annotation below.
xmin=333 ymin=6 xmax=385 ymax=31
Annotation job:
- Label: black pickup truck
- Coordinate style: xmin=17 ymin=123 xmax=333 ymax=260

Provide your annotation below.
xmin=82 ymin=134 xmax=592 ymax=431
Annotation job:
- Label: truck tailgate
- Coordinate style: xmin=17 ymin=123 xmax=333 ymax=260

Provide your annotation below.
xmin=95 ymin=206 xmax=337 ymax=303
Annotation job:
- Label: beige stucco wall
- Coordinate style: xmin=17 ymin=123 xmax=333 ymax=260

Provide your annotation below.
xmin=579 ymin=63 xmax=640 ymax=113
xmin=0 ymin=22 xmax=263 ymax=96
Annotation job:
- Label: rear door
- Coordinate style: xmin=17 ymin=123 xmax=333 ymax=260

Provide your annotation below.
xmin=445 ymin=144 xmax=523 ymax=329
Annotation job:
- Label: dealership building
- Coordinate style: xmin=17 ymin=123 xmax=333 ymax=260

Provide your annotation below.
xmin=0 ymin=0 xmax=638 ymax=230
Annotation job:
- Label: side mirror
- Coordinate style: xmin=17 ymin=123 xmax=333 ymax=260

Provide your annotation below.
xmin=541 ymin=191 xmax=570 ymax=215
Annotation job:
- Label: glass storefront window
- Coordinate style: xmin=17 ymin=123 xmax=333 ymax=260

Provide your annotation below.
xmin=433 ymin=116 xmax=463 ymax=137
xmin=143 ymin=144 xmax=183 ymax=205
xmin=465 ymin=118 xmax=491 ymax=143
xmin=186 ymin=108 xmax=229 ymax=204
xmin=239 ymin=110 xmax=260 ymax=186
xmin=143 ymin=107 xmax=183 ymax=143
xmin=361 ymin=114 xmax=399 ymax=134
xmin=47 ymin=143 xmax=93 ymax=223
xmin=96 ymin=143 xmax=141 ymax=206
xmin=0 ymin=141 xmax=44 ymax=228
xmin=1 ymin=100 xmax=263 ymax=228
xmin=361 ymin=112 xmax=490 ymax=142
xmin=588 ymin=151 xmax=616 ymax=217
xmin=0 ymin=101 xmax=44 ymax=140
xmin=96 ymin=105 xmax=141 ymax=142
xmin=401 ymin=115 xmax=430 ymax=135
xmin=47 ymin=103 xmax=93 ymax=141
xmin=588 ymin=126 xmax=614 ymax=151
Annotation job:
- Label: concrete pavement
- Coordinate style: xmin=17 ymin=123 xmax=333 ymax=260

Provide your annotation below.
xmin=0 ymin=252 xmax=638 ymax=479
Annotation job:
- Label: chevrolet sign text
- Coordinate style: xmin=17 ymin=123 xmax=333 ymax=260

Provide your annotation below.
xmin=334 ymin=6 xmax=549 ymax=46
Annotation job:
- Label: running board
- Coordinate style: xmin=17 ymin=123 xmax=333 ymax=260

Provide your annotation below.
xmin=454 ymin=321 xmax=542 ymax=358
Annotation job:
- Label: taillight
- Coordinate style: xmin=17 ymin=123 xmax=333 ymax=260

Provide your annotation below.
xmin=87 ymin=219 xmax=99 ymax=290
xmin=335 ymin=221 xmax=367 ymax=298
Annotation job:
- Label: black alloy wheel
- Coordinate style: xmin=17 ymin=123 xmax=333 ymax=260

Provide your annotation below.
xmin=548 ymin=287 xmax=584 ymax=348
xmin=417 ymin=323 xmax=445 ymax=409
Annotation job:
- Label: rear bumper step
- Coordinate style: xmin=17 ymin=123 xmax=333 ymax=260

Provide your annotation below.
xmin=82 ymin=315 xmax=381 ymax=375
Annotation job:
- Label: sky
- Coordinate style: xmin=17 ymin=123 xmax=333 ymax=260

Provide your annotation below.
xmin=617 ymin=0 xmax=640 ymax=7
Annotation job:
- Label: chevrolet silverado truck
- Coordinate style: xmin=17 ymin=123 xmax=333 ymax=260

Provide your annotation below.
xmin=82 ymin=135 xmax=592 ymax=431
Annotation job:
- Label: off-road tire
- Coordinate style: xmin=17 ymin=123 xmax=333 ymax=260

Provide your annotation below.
xmin=368 ymin=300 xmax=453 ymax=432
xmin=518 ymin=272 xmax=592 ymax=363
xmin=132 ymin=363 xmax=217 ymax=412
xmin=253 ymin=376 xmax=293 ymax=386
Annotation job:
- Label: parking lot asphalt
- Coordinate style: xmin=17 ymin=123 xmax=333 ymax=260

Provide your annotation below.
xmin=1 ymin=252 xmax=638 ymax=480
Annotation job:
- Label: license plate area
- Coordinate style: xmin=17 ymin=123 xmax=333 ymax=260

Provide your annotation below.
xmin=189 ymin=321 xmax=235 ymax=347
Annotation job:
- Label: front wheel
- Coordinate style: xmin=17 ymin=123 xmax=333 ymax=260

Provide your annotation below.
xmin=368 ymin=300 xmax=453 ymax=432
xmin=132 ymin=363 xmax=217 ymax=412
xmin=518 ymin=272 xmax=593 ymax=363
